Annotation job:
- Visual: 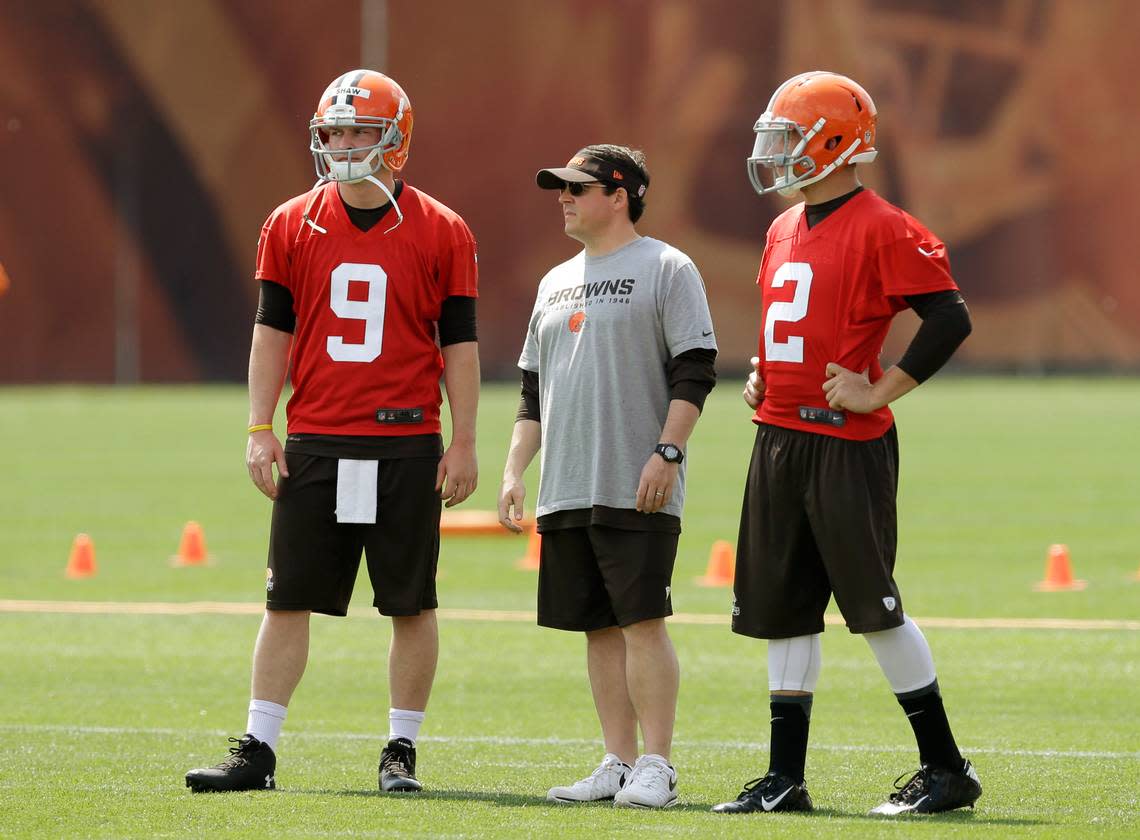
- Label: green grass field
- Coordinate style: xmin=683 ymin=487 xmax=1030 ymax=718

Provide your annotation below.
xmin=1 ymin=379 xmax=1138 ymax=838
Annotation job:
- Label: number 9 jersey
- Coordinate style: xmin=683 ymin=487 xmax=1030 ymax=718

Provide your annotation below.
xmin=255 ymin=181 xmax=478 ymax=436
xmin=754 ymin=189 xmax=956 ymax=441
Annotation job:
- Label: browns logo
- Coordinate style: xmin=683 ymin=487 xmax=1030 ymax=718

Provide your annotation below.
xmin=568 ymin=311 xmax=586 ymax=333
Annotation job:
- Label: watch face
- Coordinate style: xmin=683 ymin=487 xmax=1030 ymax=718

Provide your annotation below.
xmin=658 ymin=444 xmax=681 ymax=462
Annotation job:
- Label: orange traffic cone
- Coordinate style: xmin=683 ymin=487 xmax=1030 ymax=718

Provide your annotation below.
xmin=171 ymin=521 xmax=210 ymax=566
xmin=66 ymin=534 xmax=97 ymax=578
xmin=696 ymin=540 xmax=735 ymax=587
xmin=516 ymin=526 xmax=541 ymax=571
xmin=1034 ymin=544 xmax=1087 ymax=591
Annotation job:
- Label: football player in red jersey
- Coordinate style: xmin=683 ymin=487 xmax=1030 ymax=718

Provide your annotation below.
xmin=186 ymin=70 xmax=479 ymax=794
xmin=712 ymin=72 xmax=981 ymax=817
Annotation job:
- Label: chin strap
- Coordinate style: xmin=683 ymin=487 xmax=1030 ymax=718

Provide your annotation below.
xmin=300 ymin=168 xmax=404 ymax=236
xmin=364 ymin=173 xmax=404 ymax=234
xmin=302 ymin=185 xmax=328 ymax=234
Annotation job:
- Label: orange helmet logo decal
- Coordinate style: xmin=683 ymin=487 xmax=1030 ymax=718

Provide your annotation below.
xmin=568 ymin=311 xmax=586 ymax=333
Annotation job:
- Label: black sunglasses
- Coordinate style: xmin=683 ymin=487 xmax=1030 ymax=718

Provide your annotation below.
xmin=560 ymin=181 xmax=609 ymax=196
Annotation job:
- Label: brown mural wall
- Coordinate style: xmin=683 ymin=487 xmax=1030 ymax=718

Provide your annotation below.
xmin=1 ymin=0 xmax=1137 ymax=382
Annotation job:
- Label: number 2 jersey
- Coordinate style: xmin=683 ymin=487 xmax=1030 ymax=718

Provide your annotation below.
xmin=255 ymin=181 xmax=478 ymax=437
xmin=754 ymin=188 xmax=957 ymax=441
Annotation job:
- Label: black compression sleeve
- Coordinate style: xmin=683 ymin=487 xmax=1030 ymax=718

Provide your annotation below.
xmin=517 ymin=368 xmax=540 ymax=422
xmin=438 ymin=296 xmax=478 ymax=346
xmin=897 ymin=290 xmax=972 ymax=383
xmin=255 ymin=280 xmax=296 ymax=333
xmin=667 ymin=347 xmax=718 ymax=411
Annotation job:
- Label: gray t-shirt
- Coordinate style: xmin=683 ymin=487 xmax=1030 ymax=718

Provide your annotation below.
xmin=518 ymin=236 xmax=717 ymax=518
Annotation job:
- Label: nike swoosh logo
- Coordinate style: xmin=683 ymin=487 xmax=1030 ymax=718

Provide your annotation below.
xmin=761 ymin=786 xmax=793 ymax=811
xmin=917 ymin=246 xmax=938 ymax=257
xmin=701 ymin=330 xmax=713 ymax=337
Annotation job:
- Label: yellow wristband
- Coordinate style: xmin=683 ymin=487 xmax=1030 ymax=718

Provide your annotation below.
xmin=247 ymin=424 xmax=274 ymax=434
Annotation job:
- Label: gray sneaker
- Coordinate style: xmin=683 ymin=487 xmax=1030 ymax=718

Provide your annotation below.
xmin=613 ymin=754 xmax=678 ymax=809
xmin=547 ymin=754 xmax=631 ymax=803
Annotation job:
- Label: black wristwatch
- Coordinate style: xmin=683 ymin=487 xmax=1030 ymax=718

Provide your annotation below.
xmin=654 ymin=443 xmax=684 ymax=464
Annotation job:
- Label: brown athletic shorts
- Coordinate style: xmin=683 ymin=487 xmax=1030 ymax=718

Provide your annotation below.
xmin=265 ymin=453 xmax=441 ymax=616
xmin=732 ymin=423 xmax=905 ymax=639
xmin=537 ymin=524 xmax=678 ymax=631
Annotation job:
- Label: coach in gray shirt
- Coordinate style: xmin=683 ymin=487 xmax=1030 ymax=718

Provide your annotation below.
xmin=498 ymin=144 xmax=717 ymax=809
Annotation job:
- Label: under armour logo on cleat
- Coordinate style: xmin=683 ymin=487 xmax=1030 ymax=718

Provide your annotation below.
xmin=265 ymin=774 xmax=274 ymax=788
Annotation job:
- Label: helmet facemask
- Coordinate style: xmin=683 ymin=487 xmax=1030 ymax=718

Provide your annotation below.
xmin=747 ymin=114 xmax=823 ymax=197
xmin=309 ymin=104 xmax=406 ymax=184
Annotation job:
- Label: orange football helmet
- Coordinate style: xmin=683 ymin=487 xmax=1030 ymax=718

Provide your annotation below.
xmin=309 ymin=70 xmax=414 ymax=183
xmin=748 ymin=71 xmax=877 ymax=197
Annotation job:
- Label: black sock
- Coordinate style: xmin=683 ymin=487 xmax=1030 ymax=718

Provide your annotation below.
xmin=897 ymin=679 xmax=963 ymax=771
xmin=767 ymin=695 xmax=811 ymax=784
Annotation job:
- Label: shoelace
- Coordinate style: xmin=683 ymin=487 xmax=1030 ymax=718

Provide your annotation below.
xmin=739 ymin=774 xmax=791 ymax=802
xmin=889 ymin=768 xmax=931 ymax=803
xmin=737 ymin=776 xmax=766 ymax=800
xmin=381 ymin=745 xmax=413 ymax=775
xmin=589 ymin=761 xmax=616 ymax=780
xmin=571 ymin=758 xmax=624 ymax=786
xmin=215 ymin=737 xmax=255 ymax=770
xmin=630 ymin=760 xmax=672 ymax=789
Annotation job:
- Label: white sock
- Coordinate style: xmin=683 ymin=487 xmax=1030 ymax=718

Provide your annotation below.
xmin=388 ymin=708 xmax=426 ymax=744
xmin=246 ymin=699 xmax=287 ymax=751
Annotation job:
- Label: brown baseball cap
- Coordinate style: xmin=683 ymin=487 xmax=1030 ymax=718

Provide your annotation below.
xmin=536 ymin=150 xmax=648 ymax=198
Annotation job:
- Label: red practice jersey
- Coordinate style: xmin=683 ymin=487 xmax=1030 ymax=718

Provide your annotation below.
xmin=754 ymin=189 xmax=957 ymax=440
xmin=255 ymin=182 xmax=478 ymax=436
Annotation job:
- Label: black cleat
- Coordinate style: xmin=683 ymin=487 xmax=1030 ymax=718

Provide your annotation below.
xmin=185 ymin=735 xmax=276 ymax=793
xmin=871 ymin=759 xmax=982 ymax=815
xmin=711 ymin=771 xmax=813 ymax=813
xmin=379 ymin=737 xmax=422 ymax=792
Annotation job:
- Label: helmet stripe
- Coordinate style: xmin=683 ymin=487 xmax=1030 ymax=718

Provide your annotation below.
xmin=328 ymin=72 xmax=350 ymax=106
xmin=342 ymin=69 xmax=368 ymax=107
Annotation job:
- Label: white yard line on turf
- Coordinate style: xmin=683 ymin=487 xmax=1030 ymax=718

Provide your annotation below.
xmin=0 ymin=723 xmax=1136 ymax=761
xmin=0 ymin=599 xmax=1137 ymax=631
